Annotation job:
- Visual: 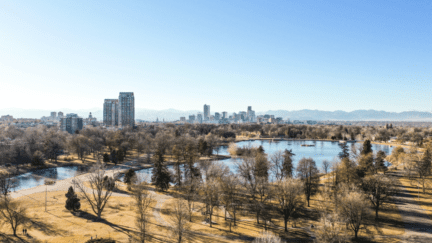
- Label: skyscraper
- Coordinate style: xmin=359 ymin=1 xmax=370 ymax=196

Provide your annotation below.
xmin=103 ymin=99 xmax=119 ymax=126
xmin=51 ymin=112 xmax=57 ymax=119
xmin=197 ymin=113 xmax=203 ymax=123
xmin=203 ymin=104 xmax=210 ymax=120
xmin=118 ymin=92 xmax=135 ymax=127
xmin=222 ymin=111 xmax=228 ymax=119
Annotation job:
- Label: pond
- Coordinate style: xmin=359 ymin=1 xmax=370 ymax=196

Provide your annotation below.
xmin=132 ymin=140 xmax=393 ymax=182
xmin=12 ymin=166 xmax=84 ymax=191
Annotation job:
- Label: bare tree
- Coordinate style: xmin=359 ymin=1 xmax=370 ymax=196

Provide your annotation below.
xmin=362 ymin=174 xmax=398 ymax=220
xmin=322 ymin=160 xmax=330 ymax=174
xmin=270 ymin=151 xmax=284 ymax=181
xmin=200 ymin=178 xmax=220 ymax=227
xmin=133 ymin=180 xmax=153 ymax=243
xmin=0 ymin=172 xmax=15 ymax=198
xmin=338 ymin=187 xmax=368 ymax=239
xmin=170 ymin=199 xmax=190 ymax=243
xmin=180 ymin=177 xmax=199 ymax=222
xmin=314 ymin=213 xmax=348 ymax=243
xmin=273 ymin=177 xmax=304 ymax=232
xmin=72 ymin=162 xmax=114 ymax=219
xmin=0 ymin=197 xmax=28 ymax=237
xmin=296 ymin=158 xmax=319 ymax=207
xmin=220 ymin=173 xmax=239 ymax=226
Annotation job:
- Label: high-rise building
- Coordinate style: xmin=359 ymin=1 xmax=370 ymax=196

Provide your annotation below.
xmin=51 ymin=112 xmax=57 ymax=119
xmin=180 ymin=117 xmax=186 ymax=122
xmin=103 ymin=99 xmax=119 ymax=126
xmin=60 ymin=113 xmax=83 ymax=134
xmin=189 ymin=115 xmax=196 ymax=122
xmin=203 ymin=104 xmax=210 ymax=120
xmin=118 ymin=92 xmax=135 ymax=127
xmin=214 ymin=112 xmax=220 ymax=120
xmin=197 ymin=113 xmax=203 ymax=123
xmin=222 ymin=112 xmax=228 ymax=119
xmin=58 ymin=112 xmax=64 ymax=118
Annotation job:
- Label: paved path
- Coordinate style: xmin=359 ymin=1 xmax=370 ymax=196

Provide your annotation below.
xmin=391 ymin=172 xmax=432 ymax=243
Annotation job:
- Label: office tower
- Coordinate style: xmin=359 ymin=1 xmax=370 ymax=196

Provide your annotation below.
xmin=118 ymin=92 xmax=135 ymax=127
xmin=203 ymin=104 xmax=210 ymax=120
xmin=222 ymin=112 xmax=227 ymax=119
xmin=249 ymin=110 xmax=256 ymax=122
xmin=197 ymin=113 xmax=203 ymax=123
xmin=189 ymin=115 xmax=196 ymax=122
xmin=214 ymin=112 xmax=220 ymax=120
xmin=51 ymin=112 xmax=57 ymax=119
xmin=103 ymin=99 xmax=119 ymax=126
xmin=239 ymin=111 xmax=247 ymax=121
xmin=60 ymin=113 xmax=83 ymax=134
xmin=180 ymin=117 xmax=186 ymax=122
xmin=58 ymin=112 xmax=64 ymax=118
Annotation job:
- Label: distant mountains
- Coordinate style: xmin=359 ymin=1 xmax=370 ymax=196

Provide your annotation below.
xmin=1 ymin=108 xmax=432 ymax=122
xmin=260 ymin=109 xmax=432 ymax=121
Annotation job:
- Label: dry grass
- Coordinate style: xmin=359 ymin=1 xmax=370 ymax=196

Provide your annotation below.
xmin=398 ymin=175 xmax=432 ymax=220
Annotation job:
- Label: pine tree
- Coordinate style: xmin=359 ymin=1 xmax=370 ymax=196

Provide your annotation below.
xmin=65 ymin=186 xmax=81 ymax=212
xmin=151 ymin=149 xmax=172 ymax=191
xmin=375 ymin=150 xmax=387 ymax=173
xmin=282 ymin=149 xmax=295 ymax=178
xmin=254 ymin=153 xmax=269 ymax=180
xmin=361 ymin=140 xmax=373 ymax=155
xmin=338 ymin=143 xmax=349 ymax=159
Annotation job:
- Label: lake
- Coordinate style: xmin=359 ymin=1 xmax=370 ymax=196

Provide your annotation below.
xmin=132 ymin=140 xmax=394 ymax=182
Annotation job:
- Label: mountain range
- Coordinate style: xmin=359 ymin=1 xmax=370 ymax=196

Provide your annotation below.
xmin=1 ymin=108 xmax=432 ymax=122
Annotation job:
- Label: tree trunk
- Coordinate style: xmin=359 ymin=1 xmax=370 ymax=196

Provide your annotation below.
xmin=284 ymin=218 xmax=288 ymax=232
xmin=375 ymin=206 xmax=379 ymax=219
xmin=354 ymin=229 xmax=358 ymax=239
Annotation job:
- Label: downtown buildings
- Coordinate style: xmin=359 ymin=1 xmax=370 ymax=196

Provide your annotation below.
xmin=60 ymin=113 xmax=83 ymax=134
xmin=103 ymin=92 xmax=135 ymax=128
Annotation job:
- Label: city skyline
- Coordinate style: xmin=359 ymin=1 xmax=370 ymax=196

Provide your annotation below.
xmin=1 ymin=1 xmax=431 ymax=113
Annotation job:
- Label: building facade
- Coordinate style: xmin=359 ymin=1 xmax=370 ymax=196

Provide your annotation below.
xmin=60 ymin=113 xmax=83 ymax=134
xmin=118 ymin=92 xmax=135 ymax=127
xmin=203 ymin=104 xmax=210 ymax=120
xmin=103 ymin=99 xmax=119 ymax=126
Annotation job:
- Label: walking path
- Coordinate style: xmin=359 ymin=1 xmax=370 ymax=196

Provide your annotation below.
xmin=391 ymin=172 xmax=432 ymax=243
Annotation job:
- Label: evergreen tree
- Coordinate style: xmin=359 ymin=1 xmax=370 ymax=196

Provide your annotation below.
xmin=257 ymin=145 xmax=265 ymax=154
xmin=65 ymin=186 xmax=81 ymax=212
xmin=338 ymin=143 xmax=349 ymax=159
xmin=361 ymin=140 xmax=373 ymax=155
xmin=103 ymin=153 xmax=110 ymax=163
xmin=254 ymin=153 xmax=269 ymax=180
xmin=282 ymin=149 xmax=295 ymax=178
xmin=198 ymin=139 xmax=208 ymax=156
xmin=124 ymin=168 xmax=137 ymax=185
xmin=110 ymin=150 xmax=118 ymax=165
xmin=375 ymin=150 xmax=387 ymax=173
xmin=151 ymin=149 xmax=172 ymax=191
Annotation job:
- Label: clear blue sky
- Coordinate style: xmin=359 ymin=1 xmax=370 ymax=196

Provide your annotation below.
xmin=1 ymin=1 xmax=431 ymax=113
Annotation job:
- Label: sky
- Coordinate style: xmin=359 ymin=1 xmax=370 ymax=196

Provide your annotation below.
xmin=1 ymin=1 xmax=431 ymax=113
